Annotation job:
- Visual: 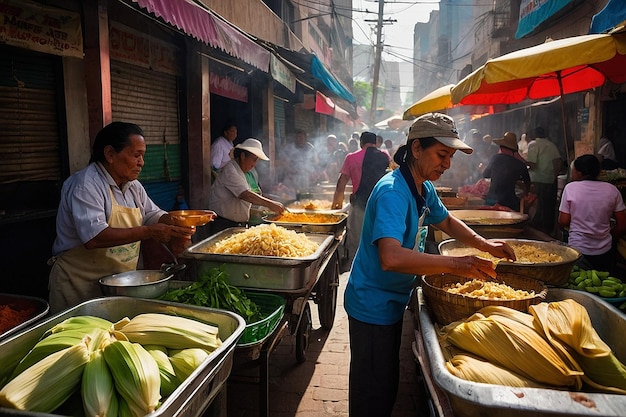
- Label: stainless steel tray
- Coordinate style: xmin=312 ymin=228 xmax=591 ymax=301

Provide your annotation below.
xmin=449 ymin=209 xmax=528 ymax=225
xmin=263 ymin=212 xmax=347 ymax=235
xmin=416 ymin=287 xmax=626 ymax=417
xmin=0 ymin=293 xmax=49 ymax=341
xmin=182 ymin=228 xmax=335 ymax=291
xmin=0 ymin=297 xmax=245 ymax=417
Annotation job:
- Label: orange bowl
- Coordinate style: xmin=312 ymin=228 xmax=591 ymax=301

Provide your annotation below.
xmin=169 ymin=210 xmax=216 ymax=227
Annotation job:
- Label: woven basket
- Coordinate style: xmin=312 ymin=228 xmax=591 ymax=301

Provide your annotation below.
xmin=421 ymin=272 xmax=547 ymax=325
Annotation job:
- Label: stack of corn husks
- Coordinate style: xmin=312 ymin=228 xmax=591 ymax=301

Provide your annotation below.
xmin=439 ymin=299 xmax=626 ymax=393
xmin=0 ymin=313 xmax=222 ymax=416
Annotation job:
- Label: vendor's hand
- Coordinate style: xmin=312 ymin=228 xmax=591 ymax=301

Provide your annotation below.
xmin=269 ymin=201 xmax=285 ymax=215
xmin=484 ymin=240 xmax=516 ymax=261
xmin=450 ymin=255 xmax=497 ymax=280
xmin=148 ymin=223 xmax=195 ymax=243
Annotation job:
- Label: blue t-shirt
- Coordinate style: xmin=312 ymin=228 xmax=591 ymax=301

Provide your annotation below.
xmin=344 ymin=168 xmax=448 ymax=325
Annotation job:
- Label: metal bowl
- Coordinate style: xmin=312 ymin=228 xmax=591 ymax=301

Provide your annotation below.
xmin=169 ymin=210 xmax=216 ymax=227
xmin=99 ymin=270 xmax=173 ymax=298
xmin=438 ymin=238 xmax=581 ymax=287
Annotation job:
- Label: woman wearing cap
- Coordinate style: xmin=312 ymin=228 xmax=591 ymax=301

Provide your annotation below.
xmin=208 ymin=138 xmax=285 ymax=234
xmin=345 ymin=113 xmax=516 ymax=417
xmin=482 ymin=131 xmax=531 ymax=211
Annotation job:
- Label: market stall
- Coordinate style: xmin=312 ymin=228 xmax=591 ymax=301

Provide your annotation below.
xmin=0 ymin=297 xmax=246 ymax=417
xmin=180 ymin=213 xmax=346 ymax=417
xmin=412 ymin=287 xmax=626 ymax=417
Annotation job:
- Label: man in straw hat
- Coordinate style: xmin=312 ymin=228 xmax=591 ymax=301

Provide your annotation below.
xmin=345 ymin=112 xmax=515 ymax=417
xmin=208 ymin=138 xmax=285 ymax=235
xmin=482 ymin=131 xmax=531 ymax=211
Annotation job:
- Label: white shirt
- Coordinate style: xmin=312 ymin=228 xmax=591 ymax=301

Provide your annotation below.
xmin=211 ymin=136 xmax=233 ymax=170
xmin=52 ymin=163 xmax=165 ymax=255
xmin=208 ymin=159 xmax=251 ymax=222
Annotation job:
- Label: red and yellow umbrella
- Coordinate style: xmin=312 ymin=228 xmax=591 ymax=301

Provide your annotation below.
xmin=451 ymin=32 xmax=626 ymax=105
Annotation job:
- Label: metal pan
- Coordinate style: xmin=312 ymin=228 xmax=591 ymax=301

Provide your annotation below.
xmin=0 ymin=294 xmax=49 ymax=341
xmin=449 ymin=209 xmax=528 ymax=225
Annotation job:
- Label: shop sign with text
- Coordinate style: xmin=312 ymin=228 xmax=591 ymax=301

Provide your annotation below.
xmin=0 ymin=0 xmax=83 ymax=58
xmin=109 ymin=22 xmax=179 ymax=75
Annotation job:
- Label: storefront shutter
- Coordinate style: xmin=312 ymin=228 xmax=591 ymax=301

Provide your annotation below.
xmin=0 ymin=47 xmax=61 ymax=183
xmin=110 ymin=60 xmax=182 ymax=210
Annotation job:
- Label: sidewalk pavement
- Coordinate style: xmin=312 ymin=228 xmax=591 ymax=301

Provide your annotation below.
xmin=226 ymin=271 xmax=430 ymax=416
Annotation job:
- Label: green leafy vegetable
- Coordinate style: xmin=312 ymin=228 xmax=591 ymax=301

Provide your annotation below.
xmin=160 ymin=267 xmax=264 ymax=323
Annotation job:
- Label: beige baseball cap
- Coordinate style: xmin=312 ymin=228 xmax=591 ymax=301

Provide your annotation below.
xmin=235 ymin=138 xmax=269 ymax=160
xmin=407 ymin=113 xmax=472 ymax=153
xmin=394 ymin=113 xmax=472 ymax=164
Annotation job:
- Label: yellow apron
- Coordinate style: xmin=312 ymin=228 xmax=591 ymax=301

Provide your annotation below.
xmin=48 ymin=187 xmax=142 ymax=313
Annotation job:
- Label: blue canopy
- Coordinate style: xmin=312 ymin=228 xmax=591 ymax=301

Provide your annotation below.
xmin=311 ymin=56 xmax=355 ymax=103
xmin=590 ymin=0 xmax=626 ymax=34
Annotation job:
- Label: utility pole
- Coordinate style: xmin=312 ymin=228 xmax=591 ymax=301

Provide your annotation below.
xmin=368 ymin=0 xmax=384 ymax=127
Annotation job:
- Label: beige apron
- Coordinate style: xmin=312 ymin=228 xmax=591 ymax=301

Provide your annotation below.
xmin=49 ymin=187 xmax=142 ymax=313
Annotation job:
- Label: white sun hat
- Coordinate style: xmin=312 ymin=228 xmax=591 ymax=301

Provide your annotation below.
xmin=235 ymin=138 xmax=269 ymax=160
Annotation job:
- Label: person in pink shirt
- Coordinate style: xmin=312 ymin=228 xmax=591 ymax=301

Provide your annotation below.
xmin=558 ymin=154 xmax=626 ymax=272
xmin=332 ymin=132 xmax=390 ymax=270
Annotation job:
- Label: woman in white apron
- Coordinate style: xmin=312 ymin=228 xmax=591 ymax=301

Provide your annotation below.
xmin=344 ymin=113 xmax=517 ymax=417
xmin=48 ymin=122 xmax=195 ymax=313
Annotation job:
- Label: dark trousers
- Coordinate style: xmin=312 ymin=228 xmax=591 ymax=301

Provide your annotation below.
xmin=348 ymin=315 xmax=403 ymax=417
xmin=533 ymin=181 xmax=557 ymax=236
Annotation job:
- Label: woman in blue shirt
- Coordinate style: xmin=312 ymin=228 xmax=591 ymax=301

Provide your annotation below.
xmin=346 ymin=113 xmax=516 ymax=417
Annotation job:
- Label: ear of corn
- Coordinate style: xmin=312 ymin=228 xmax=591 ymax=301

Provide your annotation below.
xmin=10 ymin=329 xmax=90 ymax=378
xmin=44 ymin=316 xmax=113 ymax=337
xmin=144 ymin=345 xmax=181 ymax=397
xmin=169 ymin=348 xmax=210 ymax=382
xmin=119 ymin=313 xmax=222 ymax=351
xmin=0 ymin=337 xmax=90 ymax=412
xmin=82 ymin=349 xmax=118 ymax=417
xmin=103 ymin=340 xmax=161 ymax=416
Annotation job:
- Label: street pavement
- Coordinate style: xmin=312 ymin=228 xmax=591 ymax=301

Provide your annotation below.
xmin=226 ymin=271 xmax=431 ymax=417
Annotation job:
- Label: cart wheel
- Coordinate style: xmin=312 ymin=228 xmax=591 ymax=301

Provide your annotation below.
xmin=295 ymin=302 xmax=312 ymax=363
xmin=318 ymin=255 xmax=339 ymax=330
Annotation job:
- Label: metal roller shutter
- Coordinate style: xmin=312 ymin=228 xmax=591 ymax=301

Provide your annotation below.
xmin=110 ymin=60 xmax=182 ymax=210
xmin=0 ymin=48 xmax=61 ymax=183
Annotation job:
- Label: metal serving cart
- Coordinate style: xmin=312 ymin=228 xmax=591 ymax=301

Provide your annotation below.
xmin=181 ymin=219 xmax=345 ymax=417
xmin=411 ymin=287 xmax=626 ymax=417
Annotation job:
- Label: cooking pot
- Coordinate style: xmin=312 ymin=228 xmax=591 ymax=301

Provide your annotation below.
xmin=99 ymin=264 xmax=185 ymax=298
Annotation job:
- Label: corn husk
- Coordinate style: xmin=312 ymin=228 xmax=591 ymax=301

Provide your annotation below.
xmin=144 ymin=345 xmax=181 ymax=397
xmin=103 ymin=340 xmax=161 ymax=417
xmin=446 ymin=354 xmax=549 ymax=388
xmin=119 ymin=313 xmax=221 ymax=350
xmin=446 ymin=311 xmax=583 ymax=388
xmin=530 ymin=300 xmax=626 ymax=393
xmin=0 ymin=338 xmax=90 ymax=412
xmin=82 ymin=349 xmax=118 ymax=417
xmin=169 ymin=348 xmax=210 ymax=382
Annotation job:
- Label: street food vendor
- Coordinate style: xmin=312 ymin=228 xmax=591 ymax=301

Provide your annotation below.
xmin=208 ymin=138 xmax=285 ymax=234
xmin=345 ymin=113 xmax=516 ymax=417
xmin=48 ymin=122 xmax=196 ymax=313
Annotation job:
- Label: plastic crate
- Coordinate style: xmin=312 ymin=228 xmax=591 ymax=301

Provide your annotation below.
xmin=237 ymin=292 xmax=286 ymax=346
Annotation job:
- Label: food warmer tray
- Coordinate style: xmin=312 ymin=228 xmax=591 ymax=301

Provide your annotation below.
xmin=262 ymin=212 xmax=347 ymax=235
xmin=414 ymin=287 xmax=626 ymax=417
xmin=0 ymin=293 xmax=49 ymax=341
xmin=181 ymin=228 xmax=335 ymax=291
xmin=0 ymin=297 xmax=245 ymax=417
xmin=449 ymin=209 xmax=528 ymax=225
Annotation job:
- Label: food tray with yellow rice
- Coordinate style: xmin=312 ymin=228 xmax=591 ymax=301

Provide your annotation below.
xmin=182 ymin=226 xmax=335 ymax=291
xmin=438 ymin=238 xmax=581 ymax=287
xmin=263 ymin=211 xmax=348 ymax=236
xmin=413 ymin=287 xmax=626 ymax=417
xmin=0 ymin=297 xmax=245 ymax=417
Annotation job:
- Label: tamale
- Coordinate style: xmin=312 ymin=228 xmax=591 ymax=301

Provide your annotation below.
xmin=446 ymin=354 xmax=549 ymax=388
